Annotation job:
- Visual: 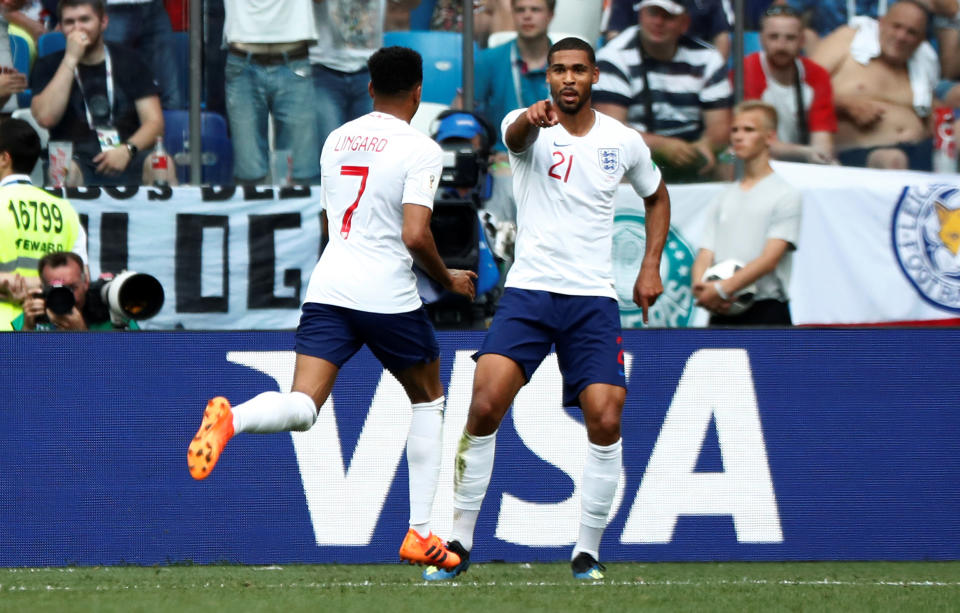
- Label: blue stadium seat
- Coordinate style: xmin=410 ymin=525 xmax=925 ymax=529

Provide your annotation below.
xmin=408 ymin=0 xmax=436 ymax=30
xmin=742 ymin=30 xmax=762 ymax=56
xmin=9 ymin=33 xmax=31 ymax=107
xmin=38 ymin=31 xmax=65 ymax=57
xmin=383 ymin=31 xmax=476 ymax=104
xmin=162 ymin=110 xmax=233 ymax=184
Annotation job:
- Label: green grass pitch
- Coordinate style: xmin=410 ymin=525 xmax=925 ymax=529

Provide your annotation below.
xmin=3 ymin=561 xmax=959 ymax=612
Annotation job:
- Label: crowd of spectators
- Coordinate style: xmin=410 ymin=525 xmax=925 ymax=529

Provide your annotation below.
xmin=2 ymin=0 xmax=960 ymax=188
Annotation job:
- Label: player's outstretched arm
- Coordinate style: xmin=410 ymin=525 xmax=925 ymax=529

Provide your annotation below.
xmin=633 ymin=179 xmax=670 ymax=323
xmin=504 ymin=99 xmax=559 ymax=153
xmin=402 ymin=203 xmax=477 ymax=299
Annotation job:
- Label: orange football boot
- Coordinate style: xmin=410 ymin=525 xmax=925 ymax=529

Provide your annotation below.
xmin=188 ymin=397 xmax=235 ymax=480
xmin=398 ymin=529 xmax=462 ymax=569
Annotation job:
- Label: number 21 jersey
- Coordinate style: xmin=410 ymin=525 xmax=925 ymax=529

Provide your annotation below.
xmin=305 ymin=111 xmax=443 ymax=313
xmin=502 ymin=108 xmax=661 ymax=299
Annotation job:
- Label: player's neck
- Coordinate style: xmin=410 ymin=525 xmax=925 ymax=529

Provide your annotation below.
xmin=739 ymin=155 xmax=774 ymax=187
xmin=558 ymin=105 xmax=596 ymax=136
xmin=373 ymin=100 xmax=415 ymax=124
xmin=516 ymin=35 xmax=550 ymax=69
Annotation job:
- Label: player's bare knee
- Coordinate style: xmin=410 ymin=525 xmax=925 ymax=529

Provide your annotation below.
xmin=466 ymin=395 xmax=506 ymax=435
xmin=588 ymin=412 xmax=621 ymax=444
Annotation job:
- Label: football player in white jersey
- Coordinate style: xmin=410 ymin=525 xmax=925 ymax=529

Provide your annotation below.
xmin=187 ymin=46 xmax=476 ymax=571
xmin=425 ymin=37 xmax=671 ymax=581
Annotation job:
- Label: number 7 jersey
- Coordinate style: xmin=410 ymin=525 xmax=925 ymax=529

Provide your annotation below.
xmin=305 ymin=111 xmax=443 ymax=313
xmin=501 ymin=108 xmax=661 ymax=299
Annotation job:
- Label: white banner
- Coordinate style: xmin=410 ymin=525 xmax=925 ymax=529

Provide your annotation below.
xmin=613 ymin=162 xmax=960 ymax=326
xmin=68 ymin=184 xmax=323 ymax=330
xmin=62 ymin=162 xmax=960 ymax=329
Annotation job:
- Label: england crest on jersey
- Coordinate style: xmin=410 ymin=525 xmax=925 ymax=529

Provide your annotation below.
xmin=598 ymin=148 xmax=619 ymax=173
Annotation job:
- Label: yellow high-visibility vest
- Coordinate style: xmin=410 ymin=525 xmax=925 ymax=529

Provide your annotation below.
xmin=0 ymin=182 xmax=83 ymax=330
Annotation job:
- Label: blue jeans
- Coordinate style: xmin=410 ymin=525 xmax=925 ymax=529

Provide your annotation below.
xmin=225 ymin=54 xmax=319 ymax=183
xmin=313 ymin=64 xmax=373 ymax=152
xmin=103 ymin=0 xmax=184 ymax=110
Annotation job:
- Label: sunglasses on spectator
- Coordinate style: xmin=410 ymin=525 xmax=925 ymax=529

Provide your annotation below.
xmin=763 ymin=5 xmax=801 ymax=18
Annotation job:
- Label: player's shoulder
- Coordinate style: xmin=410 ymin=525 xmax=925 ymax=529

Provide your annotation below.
xmin=592 ymin=109 xmax=643 ymax=144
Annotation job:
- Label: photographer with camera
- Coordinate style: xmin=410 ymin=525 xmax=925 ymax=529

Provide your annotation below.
xmin=1 ymin=118 xmax=87 ymax=330
xmin=13 ymin=250 xmax=165 ymax=331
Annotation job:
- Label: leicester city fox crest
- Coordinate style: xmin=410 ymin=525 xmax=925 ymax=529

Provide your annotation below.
xmin=599 ymin=148 xmax=619 ymax=173
xmin=893 ymin=185 xmax=960 ymax=312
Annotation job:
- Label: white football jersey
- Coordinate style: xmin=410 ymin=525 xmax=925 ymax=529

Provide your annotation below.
xmin=501 ymin=108 xmax=662 ymax=299
xmin=305 ymin=111 xmax=443 ymax=313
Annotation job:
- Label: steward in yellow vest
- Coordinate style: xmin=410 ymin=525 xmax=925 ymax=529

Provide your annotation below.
xmin=0 ymin=119 xmax=86 ymax=330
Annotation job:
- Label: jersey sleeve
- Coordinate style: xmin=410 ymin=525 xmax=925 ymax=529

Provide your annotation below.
xmin=766 ymin=185 xmax=802 ymax=248
xmin=500 ymin=107 xmax=528 ymax=152
xmin=401 ymin=137 xmax=443 ymax=208
xmin=622 ymin=129 xmax=662 ymax=198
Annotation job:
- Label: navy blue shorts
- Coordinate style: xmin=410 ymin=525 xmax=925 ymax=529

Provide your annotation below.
xmin=295 ymin=302 xmax=440 ymax=374
xmin=475 ymin=288 xmax=626 ymax=407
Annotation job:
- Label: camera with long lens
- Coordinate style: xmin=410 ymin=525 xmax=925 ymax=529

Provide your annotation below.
xmin=86 ymin=271 xmax=165 ymax=326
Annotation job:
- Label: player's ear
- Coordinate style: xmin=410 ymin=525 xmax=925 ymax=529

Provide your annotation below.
xmin=592 ymin=64 xmax=599 ymax=85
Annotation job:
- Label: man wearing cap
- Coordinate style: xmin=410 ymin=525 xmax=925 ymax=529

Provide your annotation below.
xmin=593 ymin=0 xmax=733 ymax=182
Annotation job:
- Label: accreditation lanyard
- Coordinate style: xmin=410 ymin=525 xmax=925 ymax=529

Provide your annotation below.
xmin=847 ymin=0 xmax=886 ymax=22
xmin=510 ymin=42 xmax=525 ymax=110
xmin=73 ymin=47 xmax=114 ymax=129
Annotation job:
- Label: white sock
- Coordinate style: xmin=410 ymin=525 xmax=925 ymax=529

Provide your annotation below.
xmin=231 ymin=391 xmax=317 ymax=434
xmin=407 ymin=396 xmax=445 ymax=537
xmin=572 ymin=438 xmax=622 ymax=561
xmin=450 ymin=429 xmax=497 ymax=552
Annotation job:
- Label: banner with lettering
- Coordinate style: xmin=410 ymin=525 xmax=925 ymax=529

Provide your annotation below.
xmin=64 ymin=184 xmax=323 ymax=330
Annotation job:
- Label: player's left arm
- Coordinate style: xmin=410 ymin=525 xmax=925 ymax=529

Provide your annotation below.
xmin=402 ymin=203 xmax=477 ymax=300
xmin=634 ymin=178 xmax=670 ymax=323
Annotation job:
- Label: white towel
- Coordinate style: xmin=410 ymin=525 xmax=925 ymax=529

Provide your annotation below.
xmin=847 ymin=16 xmax=939 ymax=118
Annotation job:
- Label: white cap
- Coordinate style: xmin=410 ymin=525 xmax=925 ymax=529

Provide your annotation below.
xmin=633 ymin=0 xmax=686 ymax=15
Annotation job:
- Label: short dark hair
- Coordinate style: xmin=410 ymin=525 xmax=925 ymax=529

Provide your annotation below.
xmin=547 ymin=37 xmax=596 ymax=66
xmin=57 ymin=0 xmax=106 ymax=20
xmin=0 ymin=118 xmax=41 ymax=174
xmin=38 ymin=251 xmax=85 ymax=280
xmin=368 ymin=46 xmax=423 ymax=97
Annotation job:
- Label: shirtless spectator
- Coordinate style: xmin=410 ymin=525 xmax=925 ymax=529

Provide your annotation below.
xmin=812 ymin=0 xmax=939 ymax=170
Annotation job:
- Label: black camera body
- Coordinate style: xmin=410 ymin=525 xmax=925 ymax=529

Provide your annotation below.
xmin=43 ymin=283 xmax=77 ymax=316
